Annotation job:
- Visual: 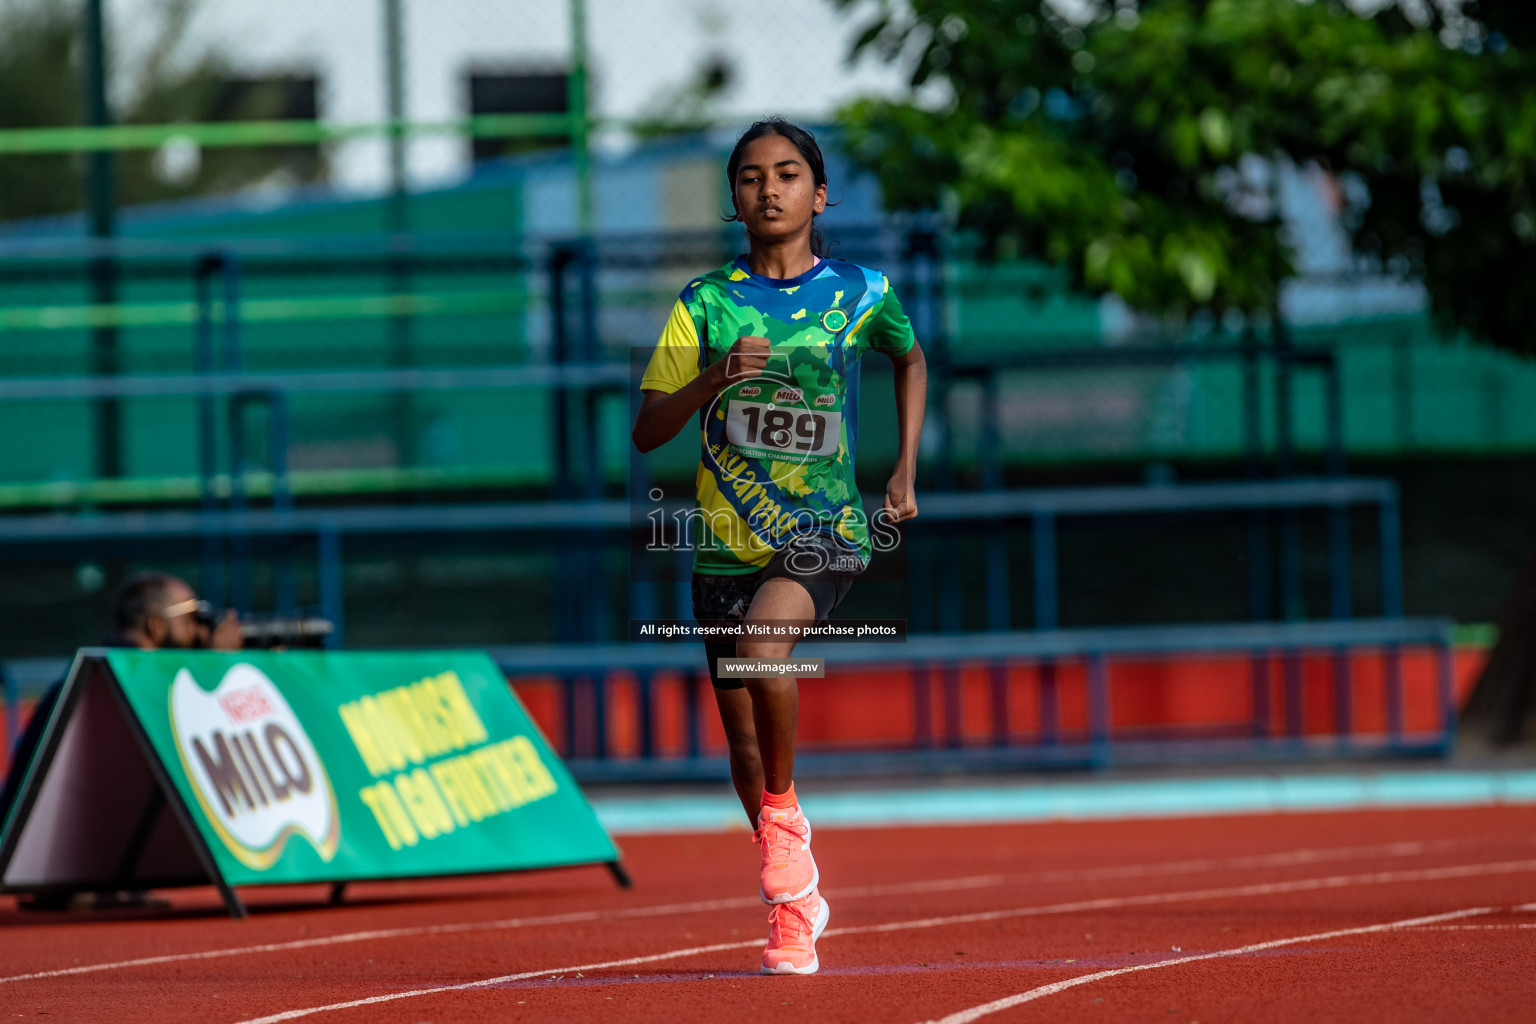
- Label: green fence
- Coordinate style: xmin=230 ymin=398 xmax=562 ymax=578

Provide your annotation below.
xmin=4 ymin=235 xmax=1536 ymax=506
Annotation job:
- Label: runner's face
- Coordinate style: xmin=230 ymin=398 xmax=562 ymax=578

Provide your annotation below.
xmin=733 ymin=134 xmax=826 ymax=248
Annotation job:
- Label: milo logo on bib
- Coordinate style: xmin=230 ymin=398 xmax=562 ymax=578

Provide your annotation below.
xmin=725 ymin=375 xmax=841 ymax=463
xmin=170 ymin=663 xmax=341 ymax=870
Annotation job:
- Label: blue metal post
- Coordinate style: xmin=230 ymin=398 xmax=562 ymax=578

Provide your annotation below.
xmin=1038 ymin=661 xmax=1060 ymax=746
xmin=548 ymin=245 xmax=574 ymax=501
xmin=1087 ymin=652 xmax=1111 ymax=768
xmin=1247 ymin=517 xmax=1272 ymax=621
xmin=579 ymin=240 xmax=601 ymax=498
xmin=982 ymin=367 xmax=1010 ymax=629
xmin=1032 ymin=511 xmax=1058 ymax=631
xmin=269 ymin=391 xmax=296 ymax=615
xmin=1437 ymin=640 xmax=1457 ymax=754
xmin=591 ymin=675 xmax=609 ymax=760
xmin=1279 ymin=517 xmax=1304 ymax=621
xmin=674 ymin=544 xmax=694 ymax=625
xmin=1325 ymin=356 xmax=1352 ymax=621
xmin=221 ymin=253 xmax=242 ymax=373
xmin=628 ymin=426 xmax=657 ymax=628
xmin=943 ymin=664 xmax=963 ymax=748
xmin=1332 ymin=649 xmax=1353 ymax=743
xmin=982 ymin=365 xmax=1010 ymax=630
xmin=980 ymin=370 xmax=1002 ymax=491
xmin=1242 ymin=328 xmax=1270 ymax=621
xmin=1250 ymin=654 xmax=1272 ymax=737
xmin=989 ymin=662 xmax=1009 ymax=747
xmin=1379 ymin=494 xmax=1404 ymax=617
xmin=984 ymin=532 xmax=1011 ymax=631
xmin=1385 ymin=647 xmax=1405 ymax=741
xmin=563 ymin=675 xmax=580 ymax=757
xmin=637 ymin=670 xmax=654 ymax=760
xmin=686 ymin=670 xmax=704 ymax=760
xmin=1329 ymin=511 xmax=1352 ymax=620
xmin=1034 ymin=512 xmax=1061 ymax=746
xmin=1274 ymin=323 xmax=1304 ymax=621
xmin=1283 ymin=652 xmax=1304 ymax=738
xmin=912 ymin=666 xmax=932 ymax=748
xmin=577 ymin=244 xmax=606 ymax=642
xmin=549 ymin=245 xmax=578 ymax=644
xmin=909 ymin=529 xmax=933 ymax=633
xmin=938 ymin=524 xmax=963 ymax=632
xmin=227 ymin=394 xmax=252 ymax=612
xmin=316 ymin=524 xmax=345 ymax=649
xmin=195 ymin=254 xmax=224 ymax=605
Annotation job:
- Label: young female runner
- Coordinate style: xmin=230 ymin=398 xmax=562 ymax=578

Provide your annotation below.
xmin=632 ymin=118 xmax=927 ymax=975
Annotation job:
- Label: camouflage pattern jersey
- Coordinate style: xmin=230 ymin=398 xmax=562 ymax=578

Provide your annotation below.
xmin=640 ymin=256 xmax=916 ymax=576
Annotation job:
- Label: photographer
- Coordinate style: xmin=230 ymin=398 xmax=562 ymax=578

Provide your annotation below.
xmin=3 ymin=572 xmax=239 ymax=910
xmin=106 ymin=572 xmax=243 ymax=653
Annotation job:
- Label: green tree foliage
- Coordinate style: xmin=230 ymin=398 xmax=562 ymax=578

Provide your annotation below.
xmin=837 ymin=0 xmax=1536 ymax=742
xmin=834 ymin=0 xmax=1536 ymax=356
xmin=0 ymin=0 xmax=323 ymax=225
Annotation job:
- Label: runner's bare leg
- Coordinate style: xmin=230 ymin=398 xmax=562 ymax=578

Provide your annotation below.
xmin=714 ymin=686 xmax=764 ymax=821
xmin=738 ymin=577 xmax=816 ymax=796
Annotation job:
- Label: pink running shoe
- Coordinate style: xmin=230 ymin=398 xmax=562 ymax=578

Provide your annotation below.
xmin=755 ymin=804 xmax=818 ymax=904
xmin=761 ymin=889 xmax=830 ymax=975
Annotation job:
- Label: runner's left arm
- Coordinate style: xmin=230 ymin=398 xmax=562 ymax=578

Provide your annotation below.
xmin=883 ymin=340 xmax=926 ymax=522
xmin=864 ymin=281 xmax=925 ymax=523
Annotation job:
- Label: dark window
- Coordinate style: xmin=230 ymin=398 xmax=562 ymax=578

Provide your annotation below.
xmin=210 ymin=75 xmax=321 ymax=177
xmin=466 ymin=71 xmax=569 ymax=162
xmin=211 ymin=75 xmax=320 ymax=122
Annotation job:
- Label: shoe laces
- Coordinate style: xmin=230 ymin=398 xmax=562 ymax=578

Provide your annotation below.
xmin=753 ymin=814 xmax=807 ymax=862
xmin=770 ymin=897 xmax=817 ymax=945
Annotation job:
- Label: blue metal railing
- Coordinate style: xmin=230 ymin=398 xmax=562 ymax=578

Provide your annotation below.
xmin=2 ymin=618 xmax=1459 ymax=782
xmin=486 ymin=617 xmax=1458 ymax=779
xmin=0 ymin=476 xmax=1405 ymax=654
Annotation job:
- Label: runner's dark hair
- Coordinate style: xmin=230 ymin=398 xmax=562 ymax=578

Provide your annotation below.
xmin=724 ymin=118 xmax=835 ymax=257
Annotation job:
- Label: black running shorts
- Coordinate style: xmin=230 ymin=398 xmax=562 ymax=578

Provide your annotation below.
xmin=691 ymin=532 xmax=865 ymax=689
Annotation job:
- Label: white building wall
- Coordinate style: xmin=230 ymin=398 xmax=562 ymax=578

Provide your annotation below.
xmin=106 ymin=0 xmax=913 ymax=195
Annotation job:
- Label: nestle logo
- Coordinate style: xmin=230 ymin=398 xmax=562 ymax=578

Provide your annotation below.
xmin=814 ymin=393 xmax=836 ymax=407
xmin=217 ymin=685 xmax=275 ymax=724
xmin=773 ymin=387 xmax=802 ymax=403
xmin=738 ymin=385 xmax=761 ymax=397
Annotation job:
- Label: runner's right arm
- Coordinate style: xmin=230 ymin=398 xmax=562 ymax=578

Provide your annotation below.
xmin=632 ymin=308 xmax=771 ymax=452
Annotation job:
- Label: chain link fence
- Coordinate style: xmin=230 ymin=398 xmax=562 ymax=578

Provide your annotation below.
xmin=0 ymin=0 xmax=1533 ymax=654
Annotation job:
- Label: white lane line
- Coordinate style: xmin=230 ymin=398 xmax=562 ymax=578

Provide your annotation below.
xmin=0 ymin=896 xmax=758 ymax=986
xmin=917 ymin=906 xmax=1494 ymax=1024
xmin=826 ymin=859 xmax=1536 ymax=939
xmin=0 ymin=838 xmax=1453 ymax=986
xmin=832 ymin=839 xmax=1467 ymax=899
xmin=235 ymin=937 xmax=766 ymax=1024
xmin=230 ymin=859 xmax=1536 ymax=1024
xmin=1408 ymin=924 xmax=1536 ymax=930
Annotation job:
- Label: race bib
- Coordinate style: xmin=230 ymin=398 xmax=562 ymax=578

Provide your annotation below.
xmin=724 ymin=388 xmax=841 ymax=461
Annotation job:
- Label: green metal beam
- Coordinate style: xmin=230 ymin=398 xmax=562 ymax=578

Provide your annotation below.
xmin=0 ymin=285 xmax=683 ymax=332
xmin=0 ymin=112 xmax=830 ymax=156
xmin=0 ymin=113 xmax=578 ymax=155
xmin=0 ymin=289 xmax=528 ymax=332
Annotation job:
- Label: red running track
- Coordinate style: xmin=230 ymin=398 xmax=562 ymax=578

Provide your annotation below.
xmin=3 ymin=806 xmax=1536 ymax=1022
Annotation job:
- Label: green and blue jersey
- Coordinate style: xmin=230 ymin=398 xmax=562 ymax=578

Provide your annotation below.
xmin=641 ymin=256 xmax=915 ymax=575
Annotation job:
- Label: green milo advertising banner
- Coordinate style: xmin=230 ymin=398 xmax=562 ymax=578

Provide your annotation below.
xmin=0 ymin=649 xmax=621 ymax=912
